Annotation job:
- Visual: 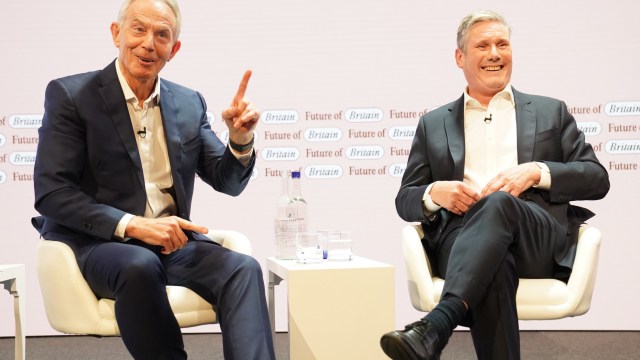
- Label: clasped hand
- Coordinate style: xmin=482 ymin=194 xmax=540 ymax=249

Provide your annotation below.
xmin=430 ymin=162 xmax=541 ymax=216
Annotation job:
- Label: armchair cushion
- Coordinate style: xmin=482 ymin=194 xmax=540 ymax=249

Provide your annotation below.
xmin=402 ymin=224 xmax=601 ymax=320
xmin=36 ymin=229 xmax=251 ymax=336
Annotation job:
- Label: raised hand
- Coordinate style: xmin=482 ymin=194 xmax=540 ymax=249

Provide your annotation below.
xmin=222 ymin=70 xmax=259 ymax=146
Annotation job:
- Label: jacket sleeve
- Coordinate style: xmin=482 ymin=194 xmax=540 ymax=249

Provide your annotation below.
xmin=395 ymin=115 xmax=434 ymax=224
xmin=187 ymin=91 xmax=255 ymax=198
xmin=536 ymin=100 xmax=609 ymax=203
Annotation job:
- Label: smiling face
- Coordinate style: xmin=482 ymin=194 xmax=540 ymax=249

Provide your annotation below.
xmin=455 ymin=20 xmax=512 ymax=106
xmin=110 ymin=0 xmax=181 ymax=96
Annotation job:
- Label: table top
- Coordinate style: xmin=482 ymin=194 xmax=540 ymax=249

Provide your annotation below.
xmin=267 ymin=256 xmax=392 ymax=276
xmin=0 ymin=264 xmax=25 ymax=280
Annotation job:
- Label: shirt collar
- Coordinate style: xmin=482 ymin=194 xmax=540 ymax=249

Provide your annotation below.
xmin=463 ymin=83 xmax=514 ymax=110
xmin=115 ymin=58 xmax=161 ymax=106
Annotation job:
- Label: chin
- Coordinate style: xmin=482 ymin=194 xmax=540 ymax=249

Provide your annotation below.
xmin=484 ymin=80 xmax=508 ymax=90
xmin=132 ymin=68 xmax=158 ymax=80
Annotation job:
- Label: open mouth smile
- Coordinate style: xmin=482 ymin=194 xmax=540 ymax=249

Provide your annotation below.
xmin=482 ymin=65 xmax=503 ymax=71
xmin=137 ymin=55 xmax=155 ymax=64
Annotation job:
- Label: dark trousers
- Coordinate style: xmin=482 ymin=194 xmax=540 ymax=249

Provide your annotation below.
xmin=433 ymin=192 xmax=566 ymax=360
xmin=81 ymin=238 xmax=275 ymax=360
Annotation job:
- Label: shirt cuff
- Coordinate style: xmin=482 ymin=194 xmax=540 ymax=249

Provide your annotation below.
xmin=228 ymin=145 xmax=254 ymax=167
xmin=115 ymin=213 xmax=135 ymax=241
xmin=533 ymin=162 xmax=551 ymax=189
xmin=422 ymin=183 xmax=442 ymax=213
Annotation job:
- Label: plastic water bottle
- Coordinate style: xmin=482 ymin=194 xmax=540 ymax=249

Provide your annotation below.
xmin=274 ymin=171 xmax=297 ymax=259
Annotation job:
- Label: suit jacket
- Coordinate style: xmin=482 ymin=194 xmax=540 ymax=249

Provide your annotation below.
xmin=33 ymin=60 xmax=255 ymax=264
xmin=396 ymin=88 xmax=609 ymax=271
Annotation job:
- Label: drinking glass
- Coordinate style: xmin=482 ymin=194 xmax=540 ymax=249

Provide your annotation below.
xmin=318 ymin=229 xmax=340 ymax=259
xmin=296 ymin=232 xmax=323 ymax=264
xmin=326 ymin=230 xmax=353 ymax=261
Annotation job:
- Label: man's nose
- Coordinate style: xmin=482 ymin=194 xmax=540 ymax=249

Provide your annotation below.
xmin=488 ymin=45 xmax=500 ymax=60
xmin=141 ymin=31 xmax=154 ymax=51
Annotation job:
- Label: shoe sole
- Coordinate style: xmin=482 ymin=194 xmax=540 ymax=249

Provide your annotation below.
xmin=380 ymin=335 xmax=421 ymax=360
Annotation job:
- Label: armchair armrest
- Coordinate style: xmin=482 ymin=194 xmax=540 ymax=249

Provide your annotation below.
xmin=204 ymin=229 xmax=252 ymax=255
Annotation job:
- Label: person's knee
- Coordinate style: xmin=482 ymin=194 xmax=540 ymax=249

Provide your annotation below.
xmin=234 ymin=253 xmax=263 ymax=277
xmin=470 ymin=191 xmax=520 ymax=220
xmin=481 ymin=191 xmax=518 ymax=208
xmin=218 ymin=253 xmax=265 ymax=300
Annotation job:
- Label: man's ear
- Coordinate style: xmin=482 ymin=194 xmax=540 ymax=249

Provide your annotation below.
xmin=110 ymin=22 xmax=120 ymax=48
xmin=168 ymin=40 xmax=182 ymax=62
xmin=455 ymin=48 xmax=464 ymax=69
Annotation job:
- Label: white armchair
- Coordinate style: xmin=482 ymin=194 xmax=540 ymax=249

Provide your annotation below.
xmin=36 ymin=230 xmax=252 ymax=336
xmin=402 ymin=224 xmax=601 ymax=320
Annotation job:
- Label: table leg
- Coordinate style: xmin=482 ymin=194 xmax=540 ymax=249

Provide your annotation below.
xmin=267 ymin=270 xmax=283 ymax=341
xmin=2 ymin=268 xmax=26 ymax=360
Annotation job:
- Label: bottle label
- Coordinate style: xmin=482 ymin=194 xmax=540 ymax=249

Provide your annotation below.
xmin=274 ymin=217 xmax=298 ymax=259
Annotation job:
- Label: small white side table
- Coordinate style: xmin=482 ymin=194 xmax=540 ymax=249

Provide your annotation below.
xmin=268 ymin=256 xmax=395 ymax=360
xmin=1 ymin=264 xmax=26 ymax=360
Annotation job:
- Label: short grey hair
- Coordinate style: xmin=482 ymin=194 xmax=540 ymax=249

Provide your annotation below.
xmin=456 ymin=10 xmax=510 ymax=52
xmin=117 ymin=0 xmax=182 ymax=40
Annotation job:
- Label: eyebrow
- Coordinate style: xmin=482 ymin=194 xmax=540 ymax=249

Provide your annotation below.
xmin=129 ymin=17 xmax=175 ymax=35
xmin=129 ymin=17 xmax=172 ymax=29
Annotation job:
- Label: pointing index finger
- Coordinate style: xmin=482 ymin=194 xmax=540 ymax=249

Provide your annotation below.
xmin=233 ymin=70 xmax=252 ymax=105
xmin=176 ymin=217 xmax=209 ymax=234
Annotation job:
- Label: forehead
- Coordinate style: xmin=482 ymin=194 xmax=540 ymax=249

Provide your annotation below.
xmin=124 ymin=0 xmax=177 ymax=28
xmin=468 ymin=21 xmax=510 ymax=41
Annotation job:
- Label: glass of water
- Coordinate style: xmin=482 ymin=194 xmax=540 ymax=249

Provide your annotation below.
xmin=327 ymin=230 xmax=353 ymax=261
xmin=318 ymin=229 xmax=340 ymax=259
xmin=296 ymin=232 xmax=323 ymax=264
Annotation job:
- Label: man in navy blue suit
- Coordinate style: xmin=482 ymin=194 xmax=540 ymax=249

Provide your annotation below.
xmin=32 ymin=0 xmax=275 ymax=359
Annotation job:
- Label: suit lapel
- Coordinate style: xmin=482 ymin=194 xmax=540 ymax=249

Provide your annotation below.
xmin=97 ymin=61 xmax=145 ymax=190
xmin=444 ymin=96 xmax=466 ymax=180
xmin=513 ymin=88 xmax=537 ymax=164
xmin=159 ymin=81 xmax=187 ymax=213
xmin=159 ymin=81 xmax=182 ymax=176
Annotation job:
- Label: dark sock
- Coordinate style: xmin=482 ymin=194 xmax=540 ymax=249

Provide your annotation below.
xmin=423 ymin=296 xmax=467 ymax=348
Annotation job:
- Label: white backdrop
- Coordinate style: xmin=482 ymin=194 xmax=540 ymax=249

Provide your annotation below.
xmin=1 ymin=0 xmax=639 ymax=336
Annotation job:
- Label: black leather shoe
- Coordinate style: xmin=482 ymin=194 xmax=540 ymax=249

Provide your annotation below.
xmin=380 ymin=320 xmax=442 ymax=360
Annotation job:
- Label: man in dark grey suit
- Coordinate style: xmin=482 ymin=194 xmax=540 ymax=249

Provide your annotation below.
xmin=380 ymin=10 xmax=609 ymax=360
xmin=32 ymin=0 xmax=275 ymax=359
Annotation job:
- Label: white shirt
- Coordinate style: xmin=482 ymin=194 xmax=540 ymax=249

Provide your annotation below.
xmin=114 ymin=61 xmax=176 ymax=238
xmin=462 ymin=85 xmax=518 ymax=193
xmin=423 ymin=85 xmax=550 ymax=212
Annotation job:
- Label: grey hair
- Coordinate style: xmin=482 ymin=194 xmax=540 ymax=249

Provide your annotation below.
xmin=456 ymin=10 xmax=510 ymax=52
xmin=117 ymin=0 xmax=182 ymax=40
